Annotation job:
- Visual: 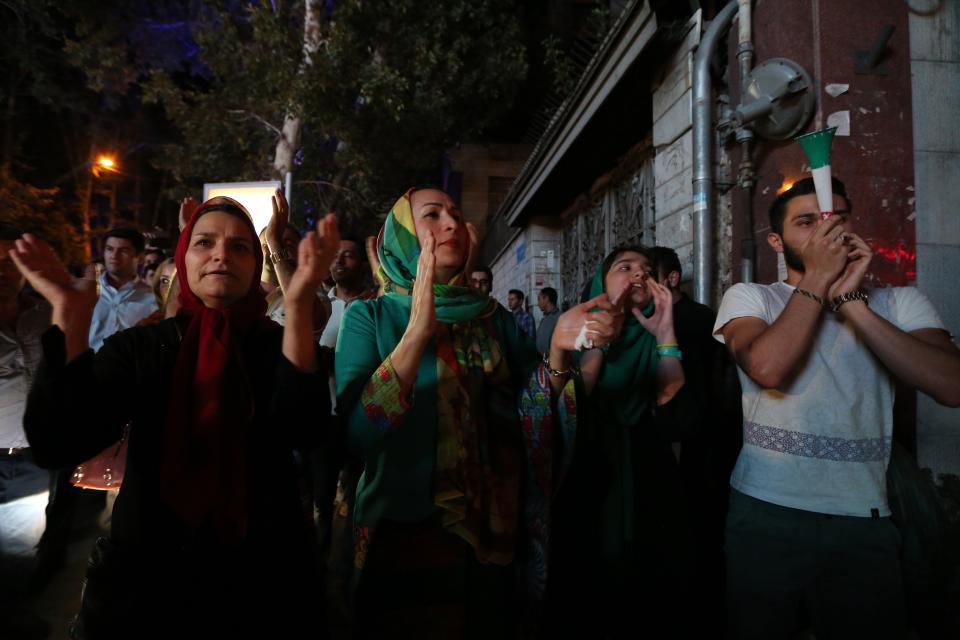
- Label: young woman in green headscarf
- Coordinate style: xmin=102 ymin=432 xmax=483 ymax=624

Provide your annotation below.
xmin=543 ymin=245 xmax=690 ymax=636
xmin=335 ymin=187 xmax=626 ymax=637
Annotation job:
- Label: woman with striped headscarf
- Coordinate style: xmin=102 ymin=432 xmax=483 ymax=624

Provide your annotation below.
xmin=335 ymin=186 xmax=627 ymax=637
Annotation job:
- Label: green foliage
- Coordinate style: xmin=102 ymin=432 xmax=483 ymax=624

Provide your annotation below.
xmin=65 ymin=0 xmax=528 ymax=231
xmin=140 ymin=3 xmax=304 ymax=190
xmin=0 ymin=174 xmax=85 ymax=267
xmin=311 ymin=0 xmax=528 ymax=205
xmin=542 ymin=34 xmax=578 ymax=97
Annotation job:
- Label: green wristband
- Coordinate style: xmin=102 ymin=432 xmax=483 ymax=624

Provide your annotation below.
xmin=656 ymin=346 xmax=683 ymax=360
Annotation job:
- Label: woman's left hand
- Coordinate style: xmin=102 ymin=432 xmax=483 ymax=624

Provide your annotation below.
xmin=632 ymin=279 xmax=676 ymax=343
xmin=286 ymin=213 xmax=339 ymax=310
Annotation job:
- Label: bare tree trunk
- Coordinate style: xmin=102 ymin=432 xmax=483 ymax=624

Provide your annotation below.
xmin=272 ymin=0 xmax=323 ymax=180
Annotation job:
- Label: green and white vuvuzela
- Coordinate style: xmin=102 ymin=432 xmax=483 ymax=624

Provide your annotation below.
xmin=795 ymin=126 xmax=837 ymax=218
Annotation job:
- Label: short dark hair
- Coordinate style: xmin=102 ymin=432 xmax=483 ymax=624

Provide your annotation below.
xmin=473 ymin=266 xmax=493 ymax=283
xmin=0 ymin=223 xmax=23 ymax=242
xmin=508 ymin=289 xmax=524 ymax=301
xmin=769 ymin=176 xmax=851 ymax=236
xmin=539 ymin=287 xmax=558 ymax=305
xmin=103 ymin=227 xmax=146 ymax=254
xmin=650 ymin=246 xmax=682 ymax=281
xmin=340 ymin=236 xmax=368 ymax=263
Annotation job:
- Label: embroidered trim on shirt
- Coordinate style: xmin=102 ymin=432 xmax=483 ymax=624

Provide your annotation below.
xmin=744 ymin=421 xmax=891 ymax=462
xmin=361 ymin=357 xmax=412 ymax=433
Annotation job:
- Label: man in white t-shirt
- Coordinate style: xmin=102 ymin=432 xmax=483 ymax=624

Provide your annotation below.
xmin=714 ymin=176 xmax=960 ymax=639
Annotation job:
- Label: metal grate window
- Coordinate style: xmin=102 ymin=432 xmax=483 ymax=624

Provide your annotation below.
xmin=558 ymin=157 xmax=655 ymax=309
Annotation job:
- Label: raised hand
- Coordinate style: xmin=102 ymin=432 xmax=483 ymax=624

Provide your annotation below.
xmin=633 ymin=279 xmax=677 ymax=343
xmin=405 ymin=231 xmax=437 ymax=341
xmin=266 ymin=189 xmax=290 ymax=255
xmin=178 ymin=197 xmax=197 ymax=231
xmin=550 ymin=286 xmax=627 ymax=353
xmin=9 ymin=234 xmax=97 ymax=361
xmin=365 ymin=236 xmax=383 ymax=297
xmin=286 ymin=213 xmax=340 ymax=310
xmin=828 ymin=232 xmax=873 ymax=301
xmin=9 ymin=234 xmax=97 ymax=314
xmin=281 ymin=214 xmax=339 ymax=373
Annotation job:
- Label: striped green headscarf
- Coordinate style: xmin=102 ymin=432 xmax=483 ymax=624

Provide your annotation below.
xmin=376 ymin=189 xmax=496 ymax=323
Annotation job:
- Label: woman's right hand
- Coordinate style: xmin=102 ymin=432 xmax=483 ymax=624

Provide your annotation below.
xmin=10 ymin=234 xmax=96 ymax=361
xmin=365 ymin=235 xmax=383 ymax=298
xmin=178 ymin=197 xmax=197 ymax=231
xmin=390 ymin=231 xmax=438 ymax=395
xmin=404 ymin=230 xmax=437 ymax=343
xmin=9 ymin=234 xmax=98 ymax=314
xmin=549 ymin=282 xmax=629 ymax=353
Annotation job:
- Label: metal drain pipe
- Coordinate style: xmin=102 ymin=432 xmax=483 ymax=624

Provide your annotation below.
xmin=692 ymin=1 xmax=738 ymax=305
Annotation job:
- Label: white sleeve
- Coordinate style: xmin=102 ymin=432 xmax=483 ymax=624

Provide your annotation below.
xmin=890 ymin=287 xmax=947 ymax=333
xmin=713 ymin=283 xmax=769 ymax=344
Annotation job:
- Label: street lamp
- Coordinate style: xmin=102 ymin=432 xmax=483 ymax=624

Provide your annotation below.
xmin=93 ymin=155 xmax=117 ymax=176
xmin=82 ymin=152 xmax=120 ymax=261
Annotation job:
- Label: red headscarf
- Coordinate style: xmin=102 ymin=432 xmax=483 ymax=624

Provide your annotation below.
xmin=160 ymin=196 xmax=276 ymax=543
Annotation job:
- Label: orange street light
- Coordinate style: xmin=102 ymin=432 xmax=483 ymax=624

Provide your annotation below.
xmin=777 ymin=179 xmax=795 ymax=195
xmin=96 ymin=155 xmax=116 ymax=171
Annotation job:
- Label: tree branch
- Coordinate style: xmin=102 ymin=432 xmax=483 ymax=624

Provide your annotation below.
xmin=227 ymin=109 xmax=282 ymax=136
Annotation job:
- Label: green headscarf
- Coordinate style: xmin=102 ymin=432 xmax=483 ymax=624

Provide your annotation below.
xmin=376 ymin=189 xmax=496 ymax=323
xmin=574 ymin=247 xmax=661 ymax=564
xmin=579 ymin=247 xmax=659 ymax=428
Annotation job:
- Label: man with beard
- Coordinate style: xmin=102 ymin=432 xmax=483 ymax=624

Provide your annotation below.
xmin=714 ymin=176 xmax=960 ymax=639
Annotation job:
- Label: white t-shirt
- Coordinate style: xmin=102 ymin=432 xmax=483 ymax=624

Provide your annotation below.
xmin=713 ymin=282 xmax=946 ymax=517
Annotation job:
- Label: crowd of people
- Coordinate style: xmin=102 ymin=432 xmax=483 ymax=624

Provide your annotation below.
xmin=1 ymin=177 xmax=958 ymax=639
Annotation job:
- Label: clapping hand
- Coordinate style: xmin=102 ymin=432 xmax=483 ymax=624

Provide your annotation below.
xmin=9 ymin=234 xmax=97 ymax=360
xmin=286 ymin=213 xmax=339 ymax=310
xmin=266 ymin=189 xmax=290 ymax=255
xmin=632 ymin=279 xmax=676 ymax=343
xmin=9 ymin=234 xmax=97 ymax=315
xmin=405 ymin=230 xmax=438 ymax=340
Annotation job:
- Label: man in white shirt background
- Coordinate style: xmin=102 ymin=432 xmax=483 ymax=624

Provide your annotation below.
xmin=88 ymin=227 xmax=157 ymax=352
xmin=715 ymin=176 xmax=960 ymax=639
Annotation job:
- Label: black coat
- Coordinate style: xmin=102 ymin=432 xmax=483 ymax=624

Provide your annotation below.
xmin=25 ymin=318 xmax=329 ymax=638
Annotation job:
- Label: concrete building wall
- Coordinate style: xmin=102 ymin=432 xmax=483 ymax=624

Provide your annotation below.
xmin=910 ymin=3 xmax=960 ymax=477
xmin=490 ymin=222 xmax=562 ymax=323
xmin=447 ymin=143 xmax=532 ymax=237
xmin=651 ymin=18 xmax=698 ymax=284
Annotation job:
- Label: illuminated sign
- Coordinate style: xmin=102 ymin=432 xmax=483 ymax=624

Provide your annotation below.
xmin=203 ymin=181 xmax=283 ymax=236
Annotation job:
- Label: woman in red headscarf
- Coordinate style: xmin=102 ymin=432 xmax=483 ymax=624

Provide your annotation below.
xmin=11 ymin=197 xmax=338 ymax=639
